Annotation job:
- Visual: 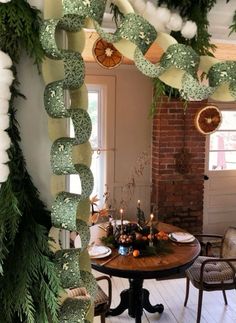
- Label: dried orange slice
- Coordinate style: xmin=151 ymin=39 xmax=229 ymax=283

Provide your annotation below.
xmin=93 ymin=38 xmax=123 ymax=69
xmin=195 ymin=105 xmax=222 ymax=135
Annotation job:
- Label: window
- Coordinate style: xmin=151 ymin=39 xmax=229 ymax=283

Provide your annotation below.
xmin=208 ymin=110 xmax=236 ymax=171
xmin=69 ymin=86 xmax=105 ymax=206
xmin=68 ymin=75 xmax=115 ymax=209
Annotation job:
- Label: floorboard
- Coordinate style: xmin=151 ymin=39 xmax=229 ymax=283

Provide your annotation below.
xmin=93 ymin=270 xmax=236 ymax=323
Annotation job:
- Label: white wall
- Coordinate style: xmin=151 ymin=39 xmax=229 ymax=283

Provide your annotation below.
xmin=86 ymin=63 xmax=153 ymax=218
xmin=16 ymin=54 xmax=53 ymax=207
xmin=17 ymin=0 xmax=51 ymax=207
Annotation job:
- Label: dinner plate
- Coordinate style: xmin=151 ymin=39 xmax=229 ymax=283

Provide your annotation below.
xmin=88 ymin=246 xmax=111 ymax=258
xmin=111 ymin=220 xmax=130 ymax=226
xmin=169 ymin=232 xmax=195 ymax=243
xmin=90 ymin=248 xmax=112 ymax=259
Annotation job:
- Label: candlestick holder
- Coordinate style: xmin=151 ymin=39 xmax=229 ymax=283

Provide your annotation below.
xmin=149 ymin=240 xmax=154 ymax=247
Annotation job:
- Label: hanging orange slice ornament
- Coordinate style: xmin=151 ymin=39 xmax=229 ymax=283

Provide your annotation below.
xmin=93 ymin=38 xmax=123 ymax=69
xmin=195 ymin=105 xmax=222 ymax=135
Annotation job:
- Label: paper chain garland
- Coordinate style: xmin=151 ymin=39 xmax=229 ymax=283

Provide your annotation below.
xmin=40 ymin=0 xmax=109 ymax=321
xmin=40 ymin=0 xmax=236 ymax=321
xmin=0 ymin=50 xmax=14 ymax=187
xmin=96 ymin=0 xmax=236 ymax=103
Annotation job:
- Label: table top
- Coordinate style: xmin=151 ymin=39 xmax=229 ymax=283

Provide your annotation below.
xmin=91 ymin=222 xmax=201 ymax=279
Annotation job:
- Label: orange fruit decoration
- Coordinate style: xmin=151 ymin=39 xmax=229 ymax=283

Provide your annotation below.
xmin=156 ymin=231 xmax=169 ymax=240
xmin=133 ymin=249 xmax=140 ymax=257
xmin=195 ymin=105 xmax=222 ymax=135
xmin=93 ymin=38 xmax=123 ymax=69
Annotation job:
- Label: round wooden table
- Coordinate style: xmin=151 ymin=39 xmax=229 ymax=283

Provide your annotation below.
xmin=91 ymin=222 xmax=201 ymax=323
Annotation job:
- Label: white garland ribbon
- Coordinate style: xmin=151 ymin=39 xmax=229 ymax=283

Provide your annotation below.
xmin=0 ymin=50 xmax=14 ymax=185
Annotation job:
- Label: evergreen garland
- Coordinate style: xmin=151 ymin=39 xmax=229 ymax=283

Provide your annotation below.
xmin=157 ymin=0 xmax=218 ymax=56
xmin=151 ymin=0 xmax=223 ymax=114
xmin=0 ymin=1 xmax=60 ymax=322
xmin=110 ymin=3 xmax=124 ymax=27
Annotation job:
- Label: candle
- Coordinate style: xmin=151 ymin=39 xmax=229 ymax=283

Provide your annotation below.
xmin=150 ymin=213 xmax=154 ymax=245
xmin=120 ymin=208 xmax=124 ymax=233
xmin=137 ymin=200 xmax=141 ymax=208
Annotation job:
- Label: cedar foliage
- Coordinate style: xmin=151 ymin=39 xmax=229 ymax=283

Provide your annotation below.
xmin=157 ymin=0 xmax=218 ymax=55
xmin=0 ymin=1 xmax=60 ymax=322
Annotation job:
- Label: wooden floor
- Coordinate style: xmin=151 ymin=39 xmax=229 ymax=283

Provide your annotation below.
xmin=93 ymin=271 xmax=236 ymax=323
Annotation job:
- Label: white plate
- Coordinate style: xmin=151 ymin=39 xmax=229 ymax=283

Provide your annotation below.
xmin=111 ymin=220 xmax=130 ymax=226
xmin=89 ymin=247 xmax=112 ymax=259
xmin=169 ymin=232 xmax=195 ymax=243
xmin=88 ymin=246 xmax=111 ymax=258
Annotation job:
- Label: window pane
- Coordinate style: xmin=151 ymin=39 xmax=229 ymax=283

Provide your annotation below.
xmin=69 ymin=88 xmax=105 ymax=207
xmin=209 ymin=151 xmax=236 ymax=170
xmin=210 ymin=132 xmax=236 ymax=151
xmin=88 ymin=92 xmax=99 ymax=147
xmin=219 ymin=111 xmax=236 ymax=130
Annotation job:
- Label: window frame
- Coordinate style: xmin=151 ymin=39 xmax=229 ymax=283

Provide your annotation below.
xmin=206 ymin=107 xmax=236 ymax=173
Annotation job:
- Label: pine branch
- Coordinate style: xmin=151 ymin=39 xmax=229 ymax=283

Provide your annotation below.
xmin=110 ymin=3 xmax=124 ymax=27
xmin=0 ymin=1 xmax=60 ymax=320
xmin=0 ymin=0 xmax=44 ymax=67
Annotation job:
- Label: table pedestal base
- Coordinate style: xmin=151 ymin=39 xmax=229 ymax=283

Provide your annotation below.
xmin=107 ymin=278 xmax=164 ymax=323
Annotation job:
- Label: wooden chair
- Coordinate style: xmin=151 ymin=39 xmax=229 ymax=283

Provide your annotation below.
xmin=94 ymin=275 xmax=112 ymax=323
xmin=184 ymin=227 xmax=236 ymax=323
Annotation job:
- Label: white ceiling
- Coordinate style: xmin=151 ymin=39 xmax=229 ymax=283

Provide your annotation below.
xmin=104 ymin=0 xmax=236 ymax=43
xmin=208 ymin=1 xmax=236 ymax=42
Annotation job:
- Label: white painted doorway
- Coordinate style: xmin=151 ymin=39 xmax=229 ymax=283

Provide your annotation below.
xmin=203 ymin=107 xmax=236 ymax=234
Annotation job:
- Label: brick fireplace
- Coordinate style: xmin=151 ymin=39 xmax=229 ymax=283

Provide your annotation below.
xmin=151 ymin=99 xmax=207 ymax=234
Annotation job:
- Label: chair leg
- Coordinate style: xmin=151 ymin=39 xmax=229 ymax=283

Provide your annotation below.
xmin=100 ymin=313 xmax=106 ymax=323
xmin=196 ymin=289 xmax=203 ymax=323
xmin=184 ymin=276 xmax=190 ymax=306
xmin=222 ymin=289 xmax=228 ymax=305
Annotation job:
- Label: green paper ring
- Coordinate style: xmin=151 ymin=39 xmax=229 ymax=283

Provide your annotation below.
xmin=51 ymin=138 xmax=78 ymax=175
xmin=117 ymin=13 xmax=157 ymax=54
xmin=76 ymin=219 xmax=90 ymax=250
xmin=54 ymin=249 xmax=81 ymax=289
xmin=40 ymin=19 xmax=63 ymax=60
xmin=63 ymin=0 xmax=107 ymax=25
xmin=63 ymin=51 xmax=85 ymax=89
xmin=52 ymin=192 xmax=82 ymax=231
xmin=159 ymin=43 xmax=199 ymax=77
xmin=60 ymin=297 xmax=91 ymax=322
xmin=44 ymin=80 xmax=70 ymax=118
xmin=208 ymin=61 xmax=236 ymax=87
xmin=71 ymin=109 xmax=92 ymax=143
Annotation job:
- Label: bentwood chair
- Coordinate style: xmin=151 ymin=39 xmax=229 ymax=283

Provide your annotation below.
xmin=184 ymin=227 xmax=236 ymax=323
xmin=94 ymin=275 xmax=112 ymax=323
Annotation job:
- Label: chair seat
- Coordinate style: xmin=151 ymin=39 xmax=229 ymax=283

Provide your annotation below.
xmin=186 ymin=256 xmax=235 ymax=285
xmin=94 ymin=285 xmax=109 ymax=316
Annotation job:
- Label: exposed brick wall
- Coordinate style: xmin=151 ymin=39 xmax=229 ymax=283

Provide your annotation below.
xmin=151 ymin=99 xmax=207 ymax=234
